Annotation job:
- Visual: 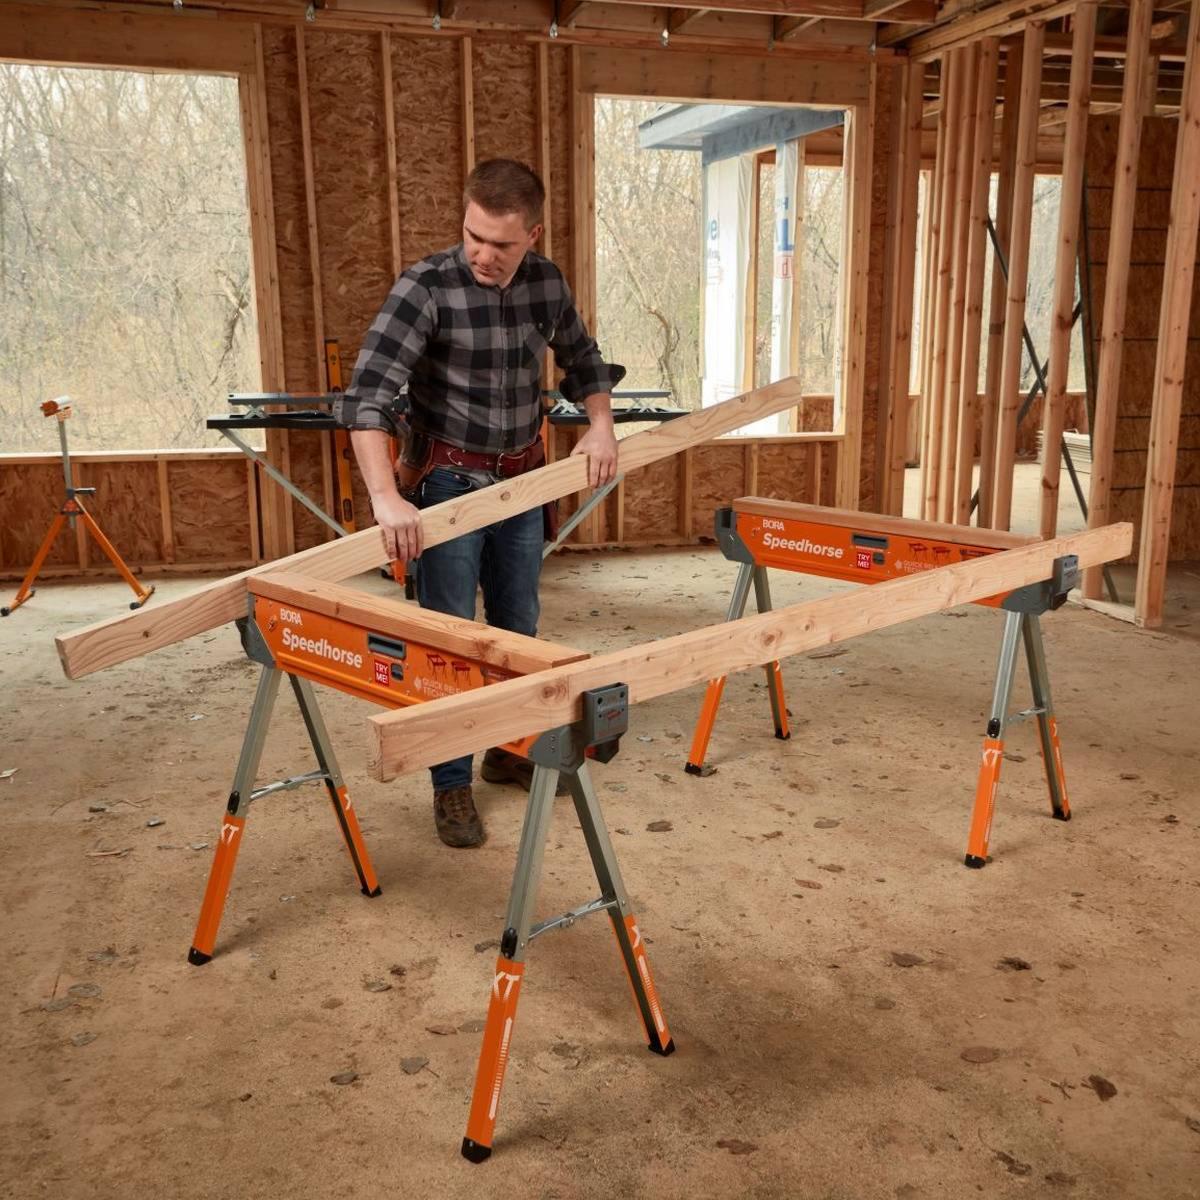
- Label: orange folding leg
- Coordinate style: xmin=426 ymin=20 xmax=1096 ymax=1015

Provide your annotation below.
xmin=1 ymin=513 xmax=68 ymax=615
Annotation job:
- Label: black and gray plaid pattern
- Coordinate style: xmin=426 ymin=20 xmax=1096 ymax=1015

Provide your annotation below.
xmin=335 ymin=244 xmax=625 ymax=453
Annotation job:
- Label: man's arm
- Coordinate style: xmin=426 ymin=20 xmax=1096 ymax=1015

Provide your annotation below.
xmin=334 ymin=272 xmax=438 ymax=560
xmin=548 ymin=284 xmax=626 ymax=489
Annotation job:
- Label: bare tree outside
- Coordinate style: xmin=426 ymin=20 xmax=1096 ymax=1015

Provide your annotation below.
xmin=0 ymin=64 xmax=259 ymax=453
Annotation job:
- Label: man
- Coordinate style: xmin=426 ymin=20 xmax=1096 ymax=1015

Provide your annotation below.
xmin=335 ymin=158 xmax=625 ymax=849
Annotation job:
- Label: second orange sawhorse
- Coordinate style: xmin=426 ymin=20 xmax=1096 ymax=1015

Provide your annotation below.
xmin=186 ymin=571 xmax=672 ymax=1162
xmin=686 ymin=498 xmax=1076 ymax=868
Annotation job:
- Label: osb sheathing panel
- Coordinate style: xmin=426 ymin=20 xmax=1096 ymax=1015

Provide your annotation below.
xmin=620 ymin=456 xmax=682 ymax=543
xmin=89 ymin=462 xmax=162 ymax=564
xmin=1085 ymin=113 xmax=1200 ymax=559
xmin=0 ymin=465 xmax=75 ymax=569
xmin=473 ymin=41 xmax=537 ymax=168
xmin=756 ymin=443 xmax=819 ymax=504
xmin=287 ymin=431 xmax=336 ymax=552
xmin=691 ymin=442 xmax=747 ymax=535
xmin=170 ymin=459 xmax=252 ymax=562
xmin=262 ymin=26 xmax=319 ymax=393
xmin=307 ymin=30 xmax=395 ymax=361
xmin=391 ymin=35 xmax=464 ymax=263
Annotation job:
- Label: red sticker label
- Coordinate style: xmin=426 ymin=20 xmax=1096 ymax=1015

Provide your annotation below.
xmin=373 ymin=659 xmax=391 ymax=686
xmin=855 ymin=550 xmax=872 ymax=570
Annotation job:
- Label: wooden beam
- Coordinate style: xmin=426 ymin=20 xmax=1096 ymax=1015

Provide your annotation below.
xmin=535 ymin=41 xmax=554 ymax=262
xmin=978 ymin=38 xmax=1022 ymax=527
xmin=598 ymin=0 xmax=936 ymax=18
xmin=461 ymin=36 xmax=476 ymax=177
xmin=952 ymin=38 xmax=1000 ymax=524
xmin=1036 ymin=2 xmax=1095 ymax=540
xmin=558 ymin=0 xmax=591 ymax=26
xmin=835 ymin=70 xmax=876 ymax=509
xmin=743 ymin=155 xmax=762 ymax=394
xmin=380 ymin=30 xmax=404 ymax=276
xmin=54 ymin=378 xmax=805 ymax=680
xmin=1082 ymin=0 xmax=1153 ymax=598
xmin=570 ymin=47 xmax=598 ymax=331
xmin=938 ymin=43 xmax=980 ymax=524
xmin=906 ymin=0 xmax=1076 ymax=61
xmin=989 ymin=22 xmax=1045 ymax=531
xmin=368 ymin=520 xmax=1134 ymax=779
xmin=922 ymin=53 xmax=963 ymax=520
xmin=253 ymin=572 xmax=591 ymax=673
xmin=670 ymin=8 xmax=711 ymax=33
xmin=1135 ymin=0 xmax=1200 ymax=627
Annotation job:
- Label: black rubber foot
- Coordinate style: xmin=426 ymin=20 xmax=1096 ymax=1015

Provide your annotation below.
xmin=648 ymin=1035 xmax=676 ymax=1057
xmin=774 ymin=730 xmax=791 ymax=741
xmin=187 ymin=947 xmax=212 ymax=966
xmin=684 ymin=762 xmax=704 ymax=776
xmin=963 ymin=854 xmax=987 ymax=870
xmin=0 ymin=608 xmax=9 ymax=617
xmin=1052 ymin=810 xmax=1071 ymax=822
xmin=461 ymin=1138 xmax=491 ymax=1163
xmin=363 ymin=884 xmax=383 ymax=897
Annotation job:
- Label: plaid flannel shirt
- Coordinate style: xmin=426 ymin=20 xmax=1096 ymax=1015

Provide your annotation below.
xmin=335 ymin=244 xmax=625 ymax=454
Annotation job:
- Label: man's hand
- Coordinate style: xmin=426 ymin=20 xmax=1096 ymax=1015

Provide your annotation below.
xmin=570 ymin=423 xmax=618 ymax=488
xmin=371 ymin=490 xmax=424 ymax=562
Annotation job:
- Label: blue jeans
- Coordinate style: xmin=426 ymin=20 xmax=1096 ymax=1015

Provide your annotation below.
xmin=415 ymin=467 xmax=544 ymax=792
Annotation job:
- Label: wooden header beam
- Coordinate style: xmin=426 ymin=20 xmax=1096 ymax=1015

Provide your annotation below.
xmin=54 ymin=378 xmax=805 ymax=680
xmin=369 ymin=521 xmax=1134 ymax=780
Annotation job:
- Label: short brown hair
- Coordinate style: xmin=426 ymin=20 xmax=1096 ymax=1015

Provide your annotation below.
xmin=463 ymin=158 xmax=545 ymax=229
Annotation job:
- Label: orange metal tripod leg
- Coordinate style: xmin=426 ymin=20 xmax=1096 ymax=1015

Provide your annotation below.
xmin=1039 ymin=716 xmax=1071 ymax=820
xmin=188 ymin=815 xmax=247 ymax=965
xmin=1 ymin=512 xmax=68 ymax=615
xmin=463 ymin=958 xmax=526 ymax=1162
xmin=326 ymin=783 xmax=381 ymax=897
xmin=612 ymin=912 xmax=673 ymax=1053
xmin=78 ymin=506 xmax=154 ymax=608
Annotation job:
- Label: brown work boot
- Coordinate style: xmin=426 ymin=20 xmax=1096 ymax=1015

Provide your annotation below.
xmin=481 ymin=748 xmax=569 ymax=795
xmin=433 ymin=786 xmax=485 ymax=848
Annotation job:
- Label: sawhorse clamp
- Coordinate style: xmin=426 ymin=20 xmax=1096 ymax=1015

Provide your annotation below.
xmin=187 ymin=607 xmax=381 ymax=965
xmin=463 ymin=683 xmax=675 ymax=1163
xmin=964 ymin=554 xmax=1078 ymax=868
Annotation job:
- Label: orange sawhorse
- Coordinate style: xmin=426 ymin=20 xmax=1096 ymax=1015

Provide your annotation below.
xmin=686 ymin=499 xmax=1076 ymax=867
xmin=463 ymin=684 xmax=674 ymax=1162
xmin=3 ymin=398 xmax=153 ymax=617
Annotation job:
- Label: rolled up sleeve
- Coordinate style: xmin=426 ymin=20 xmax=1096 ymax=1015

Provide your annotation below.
xmin=334 ymin=273 xmax=439 ymax=436
xmin=550 ymin=289 xmax=626 ymax=404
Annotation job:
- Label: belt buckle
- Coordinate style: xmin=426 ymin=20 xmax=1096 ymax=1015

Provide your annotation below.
xmin=496 ymin=449 xmax=521 ymax=479
xmin=445 ymin=446 xmax=469 ymax=469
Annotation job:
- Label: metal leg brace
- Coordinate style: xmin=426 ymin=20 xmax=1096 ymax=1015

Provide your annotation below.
xmin=188 ymin=666 xmax=381 ymax=964
xmin=462 ymin=759 xmax=673 ymax=1163
xmin=964 ymin=611 xmax=1070 ymax=868
xmin=686 ymin=561 xmax=789 ymax=774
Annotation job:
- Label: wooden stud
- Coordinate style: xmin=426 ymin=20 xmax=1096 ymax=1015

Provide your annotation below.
xmin=938 ymin=44 xmax=980 ymax=523
xmin=788 ymin=139 xmax=807 ymax=425
xmin=811 ymin=443 xmax=823 ymax=503
xmin=461 ymin=37 xmax=476 ymax=178
xmin=55 ymin=378 xmax=806 ymax=681
xmin=989 ymin=21 xmax=1046 ymax=531
xmin=1135 ymin=0 xmax=1200 ymax=627
xmin=952 ymin=39 xmax=1000 ymax=524
xmin=1036 ymin=3 xmax=1096 ymax=540
xmin=614 ymin=477 xmax=626 ymax=543
xmin=380 ymin=31 xmax=404 ymax=276
xmin=157 ymin=459 xmax=176 ymax=564
xmin=978 ymin=38 xmax=1024 ymax=527
xmin=246 ymin=461 xmax=262 ymax=564
xmin=745 ymin=442 xmax=760 ymax=495
xmin=535 ymin=41 xmax=554 ymax=262
xmin=569 ymin=46 xmax=598 ymax=330
xmin=369 ymin=521 xmax=1134 ymax=780
xmin=834 ymin=65 xmax=876 ymax=510
xmin=883 ymin=61 xmax=925 ymax=515
xmin=1083 ymin=0 xmax=1154 ymax=598
xmin=680 ymin=447 xmax=695 ymax=539
xmin=922 ymin=53 xmax=963 ymax=520
xmin=743 ymin=154 xmax=763 ymax=394
xmin=295 ymin=27 xmax=326 ymax=393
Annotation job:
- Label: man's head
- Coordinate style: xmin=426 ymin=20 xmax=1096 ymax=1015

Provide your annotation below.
xmin=462 ymin=158 xmax=545 ymax=288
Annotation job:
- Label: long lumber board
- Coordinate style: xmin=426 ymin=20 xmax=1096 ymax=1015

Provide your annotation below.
xmin=55 ymin=377 xmax=804 ymax=680
xmin=368 ymin=522 xmax=1133 ymax=780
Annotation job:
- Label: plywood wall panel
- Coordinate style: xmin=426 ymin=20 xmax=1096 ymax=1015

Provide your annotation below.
xmin=89 ymin=462 xmax=162 ymax=564
xmin=619 ymin=456 xmax=682 ymax=543
xmin=690 ymin=442 xmax=747 ymax=535
xmin=307 ymin=30 xmax=395 ymax=363
xmin=287 ymin=431 xmax=335 ymax=552
xmin=0 ymin=465 xmax=75 ymax=569
xmin=391 ymin=35 xmax=464 ymax=264
xmin=262 ymin=26 xmax=319 ymax=393
xmin=756 ymin=443 xmax=816 ymax=502
xmin=472 ymin=41 xmax=537 ymax=168
xmin=170 ymin=459 xmax=253 ymax=562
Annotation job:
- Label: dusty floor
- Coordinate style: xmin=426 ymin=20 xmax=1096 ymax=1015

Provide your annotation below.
xmin=2 ymin=525 xmax=1199 ymax=1199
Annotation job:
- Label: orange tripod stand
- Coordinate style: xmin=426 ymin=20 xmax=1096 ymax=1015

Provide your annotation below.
xmin=2 ymin=399 xmax=154 ymax=617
